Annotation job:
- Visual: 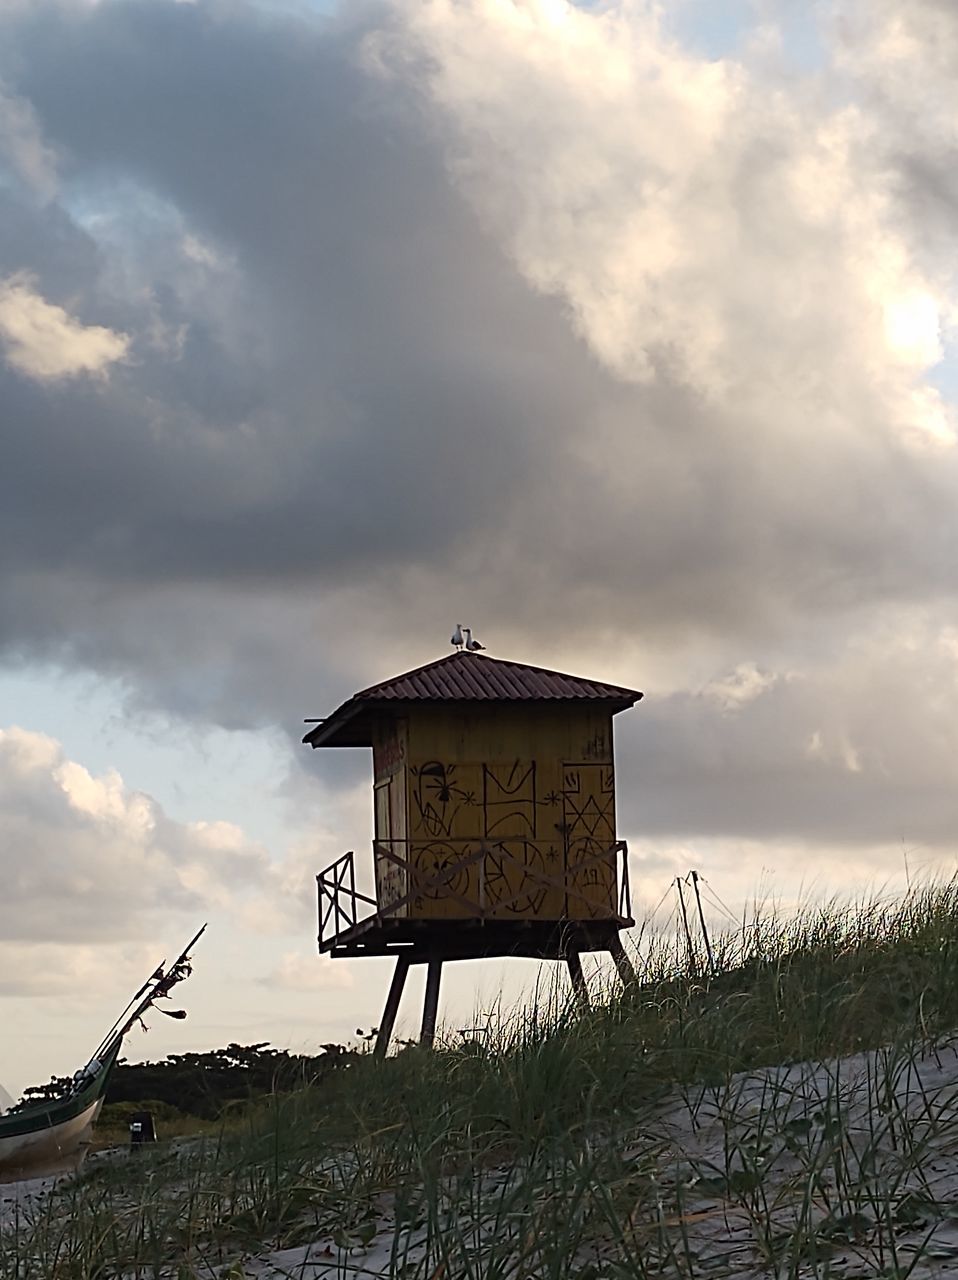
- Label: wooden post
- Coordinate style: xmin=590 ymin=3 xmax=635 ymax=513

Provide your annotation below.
xmin=609 ymin=935 xmax=635 ymax=987
xmin=566 ymin=949 xmax=590 ymax=1010
xmin=374 ymin=954 xmax=410 ymax=1058
xmin=419 ymin=954 xmax=443 ymax=1047
xmin=690 ymin=870 xmax=716 ymax=976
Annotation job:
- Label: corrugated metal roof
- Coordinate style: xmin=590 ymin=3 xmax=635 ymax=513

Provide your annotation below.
xmin=304 ymin=652 xmax=642 ymax=748
xmin=352 ymin=651 xmax=641 ymax=703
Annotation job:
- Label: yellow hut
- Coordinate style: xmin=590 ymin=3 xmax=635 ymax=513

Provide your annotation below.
xmin=305 ymin=647 xmax=642 ymax=1051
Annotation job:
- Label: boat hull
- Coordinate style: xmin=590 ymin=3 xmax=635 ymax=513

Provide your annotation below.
xmin=0 ymin=1036 xmax=122 ymax=1181
xmin=0 ymin=1098 xmax=103 ymax=1180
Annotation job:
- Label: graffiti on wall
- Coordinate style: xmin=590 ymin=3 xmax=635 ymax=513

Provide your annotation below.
xmin=562 ymin=764 xmax=616 ymax=917
xmin=483 ymin=840 xmax=550 ymax=914
xmin=406 ymin=757 xmax=617 ymax=919
xmin=410 ymin=758 xmax=545 ymax=840
xmin=482 ymin=760 xmax=537 ymax=837
xmin=562 ymin=765 xmax=615 ymax=839
xmin=410 ymin=840 xmax=479 ymax=906
xmin=410 ymin=761 xmax=480 ymax=838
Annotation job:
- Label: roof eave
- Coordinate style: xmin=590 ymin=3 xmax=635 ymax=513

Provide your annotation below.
xmin=302 ymin=703 xmax=362 ymax=749
xmin=304 ymin=691 xmax=642 ymax=748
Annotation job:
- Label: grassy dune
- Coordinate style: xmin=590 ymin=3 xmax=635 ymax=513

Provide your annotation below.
xmin=6 ymin=882 xmax=958 ymax=1278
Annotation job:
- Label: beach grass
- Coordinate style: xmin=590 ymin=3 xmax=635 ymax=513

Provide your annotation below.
xmin=6 ymin=880 xmax=958 ymax=1278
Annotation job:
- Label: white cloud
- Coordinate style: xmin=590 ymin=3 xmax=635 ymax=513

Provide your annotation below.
xmin=625 ymin=604 xmax=958 ymax=851
xmin=884 ymin=290 xmax=942 ymax=367
xmin=703 ymin=663 xmax=782 ymax=713
xmin=0 ymin=726 xmax=273 ymax=991
xmin=0 ymin=938 xmax=157 ymax=997
xmin=180 ymin=233 xmax=222 ymax=268
xmin=369 ymin=0 xmax=952 ymax=459
xmin=836 ymin=1 xmax=958 ymax=123
xmin=0 ymin=80 xmax=57 ymax=200
xmin=260 ymin=950 xmax=354 ymax=993
xmin=630 ymin=833 xmax=958 ymax=928
xmin=0 ymin=273 xmax=129 ymax=380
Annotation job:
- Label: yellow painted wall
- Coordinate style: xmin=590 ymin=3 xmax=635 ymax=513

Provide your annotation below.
xmin=380 ymin=706 xmax=621 ymax=922
xmin=372 ymin=719 xmax=409 ymax=916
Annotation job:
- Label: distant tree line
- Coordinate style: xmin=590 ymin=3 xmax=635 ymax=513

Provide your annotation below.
xmin=107 ymin=1042 xmax=359 ymax=1117
xmin=15 ymin=1042 xmax=360 ymax=1119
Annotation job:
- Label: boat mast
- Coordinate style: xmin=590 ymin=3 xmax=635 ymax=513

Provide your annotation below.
xmin=90 ymin=923 xmax=207 ymax=1064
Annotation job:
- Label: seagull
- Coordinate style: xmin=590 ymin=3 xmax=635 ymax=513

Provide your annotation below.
xmin=463 ymin=627 xmax=485 ymax=652
xmin=451 ymin=624 xmax=464 ymax=650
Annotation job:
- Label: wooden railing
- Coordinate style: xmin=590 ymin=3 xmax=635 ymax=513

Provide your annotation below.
xmin=316 ymin=851 xmax=377 ymax=949
xmin=317 ymin=840 xmax=632 ymax=950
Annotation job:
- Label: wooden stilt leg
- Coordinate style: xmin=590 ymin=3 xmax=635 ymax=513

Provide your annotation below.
xmin=566 ymin=949 xmax=590 ymax=1010
xmin=609 ymin=935 xmax=636 ymax=988
xmin=419 ymin=955 xmax=443 ymax=1047
xmin=374 ymin=955 xmax=410 ymax=1058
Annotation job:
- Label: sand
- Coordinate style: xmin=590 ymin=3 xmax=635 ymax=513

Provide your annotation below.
xmin=5 ymin=1042 xmax=958 ymax=1277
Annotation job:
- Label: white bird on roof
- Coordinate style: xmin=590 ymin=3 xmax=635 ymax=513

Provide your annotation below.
xmin=463 ymin=627 xmax=485 ymax=652
xmin=451 ymin=624 xmax=464 ymax=650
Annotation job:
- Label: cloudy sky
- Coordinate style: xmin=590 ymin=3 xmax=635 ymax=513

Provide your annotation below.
xmin=2 ymin=0 xmax=957 ymax=1097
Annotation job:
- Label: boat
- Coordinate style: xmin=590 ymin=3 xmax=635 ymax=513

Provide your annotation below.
xmin=0 ymin=925 xmax=206 ymax=1180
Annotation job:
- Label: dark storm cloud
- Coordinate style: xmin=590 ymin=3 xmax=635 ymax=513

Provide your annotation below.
xmin=0 ymin=0 xmax=625 ymax=735
xmin=0 ymin=2 xmax=950 ymax=625
xmin=0 ymin=0 xmax=675 ymax=719
xmin=1 ymin=0 xmax=957 ymax=856
xmin=0 ymin=0 xmax=594 ymax=588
